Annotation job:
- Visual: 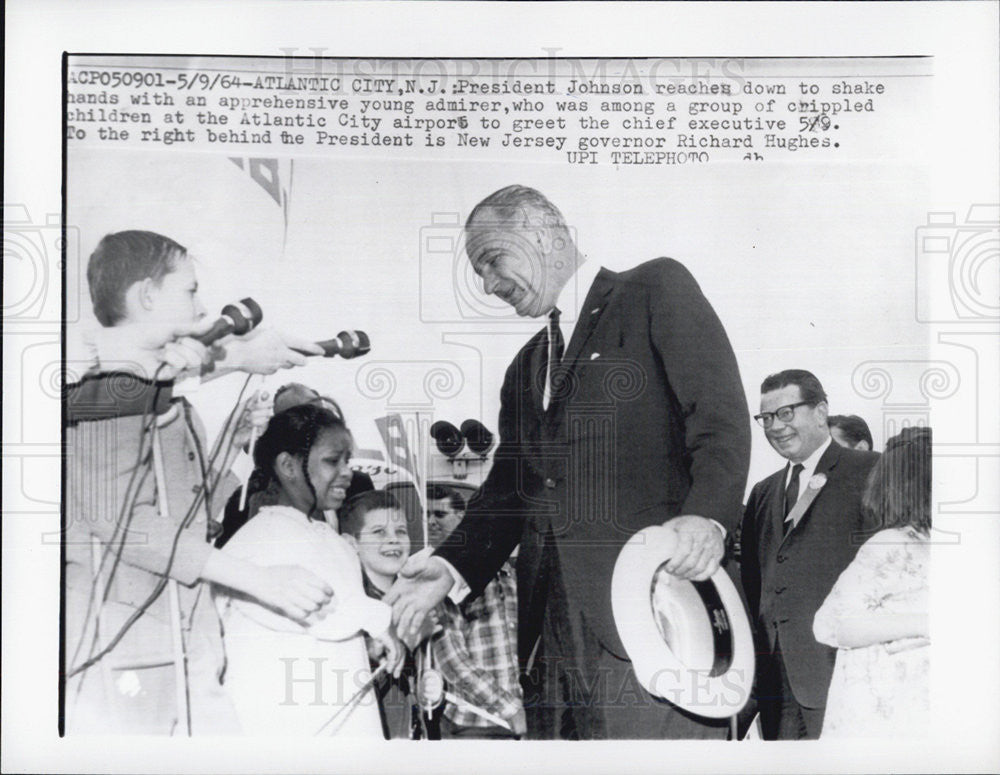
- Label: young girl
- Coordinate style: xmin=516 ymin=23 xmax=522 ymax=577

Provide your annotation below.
xmin=813 ymin=426 xmax=931 ymax=737
xmin=216 ymin=404 xmax=402 ymax=737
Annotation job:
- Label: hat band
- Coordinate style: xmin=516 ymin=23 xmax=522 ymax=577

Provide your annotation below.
xmin=691 ymin=579 xmax=735 ymax=677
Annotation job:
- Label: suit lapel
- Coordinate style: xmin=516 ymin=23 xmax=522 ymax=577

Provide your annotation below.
xmin=792 ymin=441 xmax=841 ymax=531
xmin=765 ymin=466 xmax=789 ymax=554
xmin=561 ymin=269 xmax=616 ymax=366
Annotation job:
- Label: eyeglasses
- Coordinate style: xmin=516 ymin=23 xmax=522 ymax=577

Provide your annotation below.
xmin=753 ymin=401 xmax=814 ymax=428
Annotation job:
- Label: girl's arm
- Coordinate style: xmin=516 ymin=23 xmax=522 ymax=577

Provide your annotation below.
xmin=833 ymin=611 xmax=929 ymax=649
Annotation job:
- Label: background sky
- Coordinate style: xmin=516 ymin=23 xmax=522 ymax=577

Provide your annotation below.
xmin=68 ymin=146 xmax=930 ymax=492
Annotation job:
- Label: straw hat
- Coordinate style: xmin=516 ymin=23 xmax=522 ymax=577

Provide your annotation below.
xmin=611 ymin=525 xmax=755 ymax=719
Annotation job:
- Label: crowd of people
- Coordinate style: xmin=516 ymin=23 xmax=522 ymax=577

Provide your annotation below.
xmin=63 ymin=187 xmax=931 ymax=741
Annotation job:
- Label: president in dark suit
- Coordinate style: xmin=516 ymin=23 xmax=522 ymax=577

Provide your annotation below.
xmin=387 ymin=185 xmax=751 ymax=739
xmin=740 ymin=369 xmax=879 ymax=739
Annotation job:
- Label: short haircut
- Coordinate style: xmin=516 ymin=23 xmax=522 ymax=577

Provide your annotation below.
xmin=340 ymin=490 xmax=402 ymax=539
xmin=828 ymin=414 xmax=874 ymax=450
xmin=466 ymin=184 xmax=568 ymax=233
xmin=861 ymin=426 xmax=932 ymax=535
xmin=426 ymin=484 xmax=466 ymax=513
xmin=760 ymin=369 xmax=828 ymax=405
xmin=87 ymin=230 xmax=186 ymax=326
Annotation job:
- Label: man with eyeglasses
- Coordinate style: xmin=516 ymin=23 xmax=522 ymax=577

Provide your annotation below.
xmin=740 ymin=369 xmax=879 ymax=740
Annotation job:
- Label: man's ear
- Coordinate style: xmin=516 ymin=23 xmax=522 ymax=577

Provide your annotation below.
xmin=815 ymin=401 xmax=829 ymax=426
xmin=856 ymin=440 xmax=871 ymax=451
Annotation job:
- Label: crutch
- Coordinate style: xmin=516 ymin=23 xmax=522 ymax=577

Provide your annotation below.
xmin=150 ymin=424 xmax=192 ymax=736
xmin=237 ymin=380 xmax=269 ymax=511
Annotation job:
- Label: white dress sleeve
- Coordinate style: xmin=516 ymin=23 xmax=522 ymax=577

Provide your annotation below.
xmin=813 ymin=529 xmax=898 ymax=648
xmin=218 ymin=506 xmax=390 ymax=639
xmin=304 ymin=530 xmax=391 ymax=642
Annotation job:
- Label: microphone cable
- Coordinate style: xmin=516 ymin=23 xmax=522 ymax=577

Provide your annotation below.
xmin=69 ymin=372 xmax=253 ymax=678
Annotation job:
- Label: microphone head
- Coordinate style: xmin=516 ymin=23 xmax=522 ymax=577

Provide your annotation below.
xmin=354 ymin=331 xmax=371 ymax=356
xmin=335 ymin=330 xmax=370 ymax=359
xmin=221 ymin=298 xmax=264 ymax=336
xmin=240 ymin=297 xmax=264 ymax=326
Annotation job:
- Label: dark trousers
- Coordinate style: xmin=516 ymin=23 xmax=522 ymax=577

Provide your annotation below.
xmin=522 ymin=541 xmax=728 ymax=740
xmin=757 ymin=638 xmax=825 ymax=740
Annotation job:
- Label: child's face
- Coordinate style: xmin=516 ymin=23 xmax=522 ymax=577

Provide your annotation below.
xmin=304 ymin=428 xmax=354 ymax=511
xmin=353 ymin=508 xmax=411 ymax=579
xmin=145 ymin=255 xmax=207 ymax=326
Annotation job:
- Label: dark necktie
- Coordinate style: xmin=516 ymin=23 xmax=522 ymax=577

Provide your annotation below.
xmin=543 ymin=307 xmax=564 ymax=411
xmin=783 ymin=463 xmax=804 ymax=534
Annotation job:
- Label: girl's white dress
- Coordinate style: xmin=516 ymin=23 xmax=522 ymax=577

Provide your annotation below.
xmin=813 ymin=527 xmax=930 ymax=738
xmin=217 ymin=505 xmax=390 ymax=738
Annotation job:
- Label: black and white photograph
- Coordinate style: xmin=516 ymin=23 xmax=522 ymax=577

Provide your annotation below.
xmin=3 ymin=3 xmax=999 ymax=774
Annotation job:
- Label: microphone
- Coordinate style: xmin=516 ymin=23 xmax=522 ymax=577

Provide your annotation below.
xmin=295 ymin=330 xmax=371 ymax=359
xmin=193 ymin=298 xmax=263 ymax=346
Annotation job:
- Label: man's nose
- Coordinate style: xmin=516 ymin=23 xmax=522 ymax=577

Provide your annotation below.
xmin=481 ymin=271 xmax=499 ymax=295
xmin=768 ymin=415 xmax=788 ymax=432
xmin=194 ymin=298 xmax=208 ymax=319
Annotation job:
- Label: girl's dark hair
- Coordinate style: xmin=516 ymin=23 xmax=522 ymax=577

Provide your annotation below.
xmin=252 ymin=404 xmax=352 ymax=507
xmin=861 ymin=426 xmax=932 ymax=535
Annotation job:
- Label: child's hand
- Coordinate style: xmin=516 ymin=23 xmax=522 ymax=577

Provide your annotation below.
xmin=90 ymin=319 xmax=213 ymax=380
xmin=372 ymin=630 xmax=404 ymax=678
xmin=365 ymin=636 xmax=384 ymax=664
xmin=231 ymin=391 xmax=273 ymax=452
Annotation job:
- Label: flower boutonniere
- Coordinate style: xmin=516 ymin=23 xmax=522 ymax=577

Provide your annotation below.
xmin=808 ymin=473 xmax=828 ymax=491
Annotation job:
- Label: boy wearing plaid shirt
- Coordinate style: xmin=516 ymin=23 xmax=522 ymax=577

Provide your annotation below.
xmin=427 ymin=485 xmax=526 ymax=739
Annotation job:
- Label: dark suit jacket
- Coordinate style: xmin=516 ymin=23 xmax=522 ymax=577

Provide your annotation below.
xmin=740 ymin=441 xmax=879 ymax=709
xmin=437 ymin=258 xmax=751 ymax=662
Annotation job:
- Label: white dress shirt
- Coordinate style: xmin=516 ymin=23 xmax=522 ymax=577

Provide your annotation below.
xmin=784 ymin=435 xmax=834 ymax=508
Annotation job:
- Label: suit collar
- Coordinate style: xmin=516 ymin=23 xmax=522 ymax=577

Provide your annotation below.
xmin=813 ymin=436 xmax=842 ymax=476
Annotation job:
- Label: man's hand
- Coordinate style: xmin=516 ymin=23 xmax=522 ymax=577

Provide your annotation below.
xmin=399 ymin=607 xmax=441 ymax=651
xmin=661 ymin=514 xmax=725 ymax=581
xmin=249 ymin=564 xmax=335 ymax=623
xmin=217 ymin=328 xmax=323 ymax=375
xmin=384 ymin=554 xmax=455 ymax=642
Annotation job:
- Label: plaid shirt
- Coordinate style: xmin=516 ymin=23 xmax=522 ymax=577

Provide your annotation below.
xmin=432 ymin=560 xmax=522 ymax=729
